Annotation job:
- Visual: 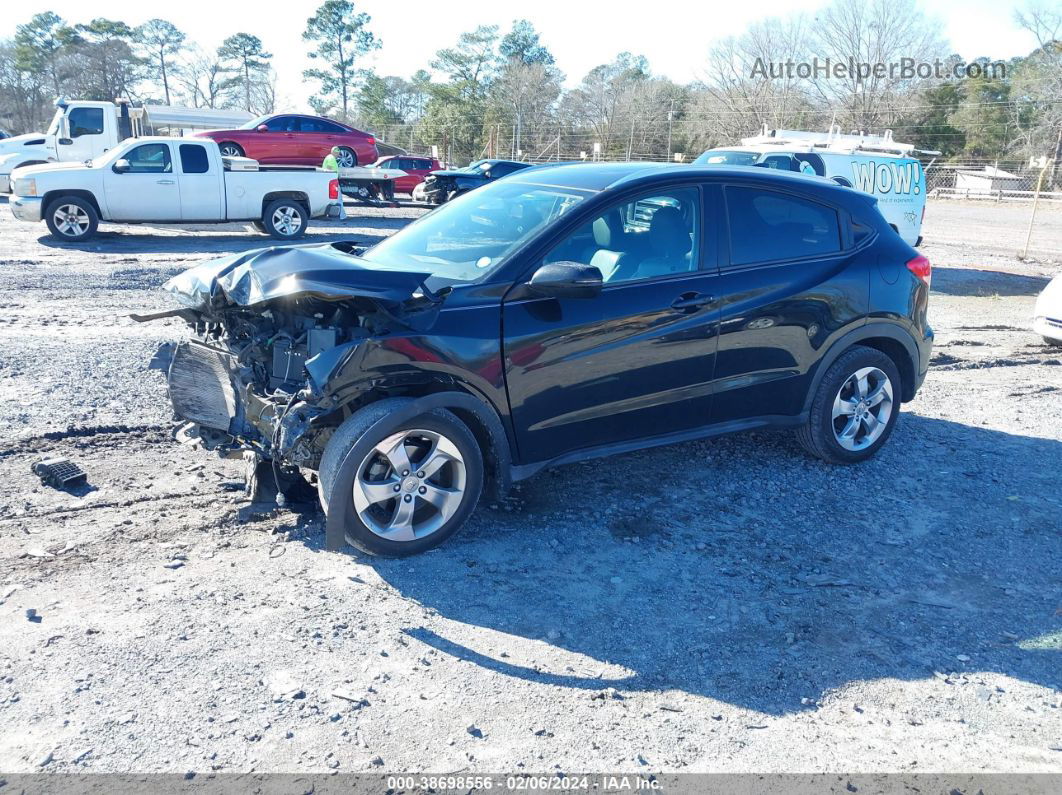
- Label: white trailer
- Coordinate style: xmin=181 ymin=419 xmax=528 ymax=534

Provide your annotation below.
xmin=0 ymin=99 xmax=253 ymax=192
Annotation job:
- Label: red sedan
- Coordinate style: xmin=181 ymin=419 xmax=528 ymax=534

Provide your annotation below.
xmin=197 ymin=114 xmax=378 ymax=168
xmin=373 ymin=155 xmax=442 ymax=194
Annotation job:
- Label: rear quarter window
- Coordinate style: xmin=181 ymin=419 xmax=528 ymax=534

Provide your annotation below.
xmin=726 ymin=186 xmax=841 ymax=266
xmin=179 ymin=144 xmax=210 ymax=174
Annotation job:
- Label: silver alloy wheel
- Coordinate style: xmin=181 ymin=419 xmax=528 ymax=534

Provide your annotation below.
xmin=337 ymin=148 xmax=356 ymax=168
xmin=271 ymin=205 xmax=303 ymax=236
xmin=352 ymin=429 xmax=466 ymax=542
xmin=832 ymin=366 xmax=894 ymax=451
xmin=54 ymin=203 xmax=90 ymax=237
xmin=219 ymin=143 xmax=242 ymax=158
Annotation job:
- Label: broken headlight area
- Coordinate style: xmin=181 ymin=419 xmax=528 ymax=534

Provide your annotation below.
xmin=155 ymin=300 xmax=371 ymax=465
xmin=136 ymin=243 xmax=445 ymax=469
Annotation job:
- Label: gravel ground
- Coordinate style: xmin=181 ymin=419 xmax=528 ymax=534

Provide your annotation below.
xmin=0 ymin=197 xmax=1060 ymax=775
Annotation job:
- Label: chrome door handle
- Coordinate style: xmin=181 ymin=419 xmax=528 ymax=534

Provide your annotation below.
xmin=157 ymin=179 xmax=175 ymax=185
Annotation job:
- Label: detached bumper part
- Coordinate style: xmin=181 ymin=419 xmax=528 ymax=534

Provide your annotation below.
xmin=32 ymin=458 xmax=87 ymax=489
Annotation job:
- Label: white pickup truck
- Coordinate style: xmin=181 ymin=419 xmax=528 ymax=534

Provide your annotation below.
xmin=9 ymin=136 xmax=340 ymax=242
xmin=0 ymin=98 xmax=253 ymax=193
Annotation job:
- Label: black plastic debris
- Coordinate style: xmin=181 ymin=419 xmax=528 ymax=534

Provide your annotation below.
xmin=31 ymin=457 xmax=88 ymax=490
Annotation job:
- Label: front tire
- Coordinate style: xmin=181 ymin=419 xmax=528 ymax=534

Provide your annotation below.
xmin=262 ymin=199 xmax=307 ymax=239
xmin=796 ymin=346 xmax=901 ymax=463
xmin=44 ymin=196 xmax=98 ymax=242
xmin=218 ymin=142 xmax=244 ymax=158
xmin=319 ymin=407 xmax=484 ymax=556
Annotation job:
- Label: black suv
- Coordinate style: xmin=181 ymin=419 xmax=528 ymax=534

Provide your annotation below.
xmin=144 ymin=163 xmax=933 ymax=556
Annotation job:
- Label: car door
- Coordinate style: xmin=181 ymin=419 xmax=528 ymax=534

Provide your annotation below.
xmin=103 ymin=141 xmax=181 ymax=221
xmin=176 ymin=142 xmax=222 ymax=220
xmin=293 ymin=117 xmax=327 ymax=164
xmin=58 ymin=106 xmax=108 ymax=163
xmin=253 ymin=116 xmax=295 ymax=164
xmin=502 ymin=184 xmax=723 ymax=465
xmin=708 ymin=183 xmax=868 ymax=422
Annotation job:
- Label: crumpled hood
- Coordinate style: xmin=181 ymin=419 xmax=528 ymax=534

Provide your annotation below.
xmin=165 ymin=242 xmax=433 ymax=310
xmin=427 ymin=169 xmax=484 ymax=180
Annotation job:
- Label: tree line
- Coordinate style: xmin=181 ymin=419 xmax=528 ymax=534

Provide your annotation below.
xmin=1 ymin=0 xmax=1058 ymax=169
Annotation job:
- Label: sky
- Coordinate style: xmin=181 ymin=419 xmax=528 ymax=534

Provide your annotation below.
xmin=3 ymin=0 xmax=1042 ymax=112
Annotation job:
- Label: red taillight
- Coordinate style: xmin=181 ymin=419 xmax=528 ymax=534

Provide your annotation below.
xmin=367 ymin=136 xmax=375 ymax=146
xmin=328 ymin=178 xmax=339 ymax=200
xmin=906 ymin=254 xmax=931 ymax=287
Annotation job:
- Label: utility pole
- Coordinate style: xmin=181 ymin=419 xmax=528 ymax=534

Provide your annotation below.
xmin=667 ymin=100 xmax=674 ymax=163
xmin=1052 ymin=126 xmax=1062 ymax=189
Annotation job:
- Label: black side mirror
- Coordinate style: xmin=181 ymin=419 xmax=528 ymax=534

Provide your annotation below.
xmin=528 ymin=261 xmax=603 ymax=299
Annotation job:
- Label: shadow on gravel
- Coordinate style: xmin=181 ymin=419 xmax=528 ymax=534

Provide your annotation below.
xmin=933 ymin=266 xmax=1050 ymax=297
xmin=363 ymin=414 xmax=1062 ymax=715
xmin=36 ymin=230 xmax=391 ymax=256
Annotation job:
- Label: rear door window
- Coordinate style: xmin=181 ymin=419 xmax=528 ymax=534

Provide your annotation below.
xmin=725 ymin=186 xmax=840 ymax=266
xmin=179 ymin=144 xmax=210 ymax=174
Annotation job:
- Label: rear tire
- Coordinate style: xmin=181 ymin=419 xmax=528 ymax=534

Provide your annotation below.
xmin=44 ymin=196 xmax=98 ymax=242
xmin=796 ymin=346 xmax=901 ymax=464
xmin=319 ymin=405 xmax=484 ymax=557
xmin=337 ymin=147 xmax=357 ymax=168
xmin=262 ymin=198 xmax=307 ymax=239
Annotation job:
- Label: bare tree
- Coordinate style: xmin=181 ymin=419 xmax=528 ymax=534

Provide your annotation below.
xmin=176 ymin=46 xmax=233 ymax=108
xmin=810 ymin=0 xmax=947 ymax=131
xmin=695 ymin=15 xmax=817 ymax=145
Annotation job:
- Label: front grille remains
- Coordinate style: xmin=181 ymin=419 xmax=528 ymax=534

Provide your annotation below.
xmin=168 ymin=341 xmax=238 ymax=432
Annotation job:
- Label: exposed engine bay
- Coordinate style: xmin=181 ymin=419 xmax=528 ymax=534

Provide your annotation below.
xmin=134 ymin=242 xmax=442 ymax=471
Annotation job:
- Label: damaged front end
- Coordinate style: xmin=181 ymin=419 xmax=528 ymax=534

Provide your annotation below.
xmin=136 ymin=242 xmax=439 ymax=470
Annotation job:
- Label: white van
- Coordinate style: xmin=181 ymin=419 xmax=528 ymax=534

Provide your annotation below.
xmin=694 ymin=127 xmax=937 ymax=247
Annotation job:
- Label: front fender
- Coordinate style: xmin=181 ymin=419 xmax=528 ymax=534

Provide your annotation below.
xmin=324 ymin=391 xmax=512 ymax=549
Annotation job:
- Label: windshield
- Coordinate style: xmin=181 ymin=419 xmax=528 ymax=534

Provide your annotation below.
xmin=693 ymin=150 xmax=761 ymax=166
xmin=359 ymin=179 xmax=589 ymax=284
xmin=239 ymin=114 xmax=273 ymax=130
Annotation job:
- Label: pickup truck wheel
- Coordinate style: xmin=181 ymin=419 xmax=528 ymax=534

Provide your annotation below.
xmin=262 ymin=199 xmax=307 ymax=239
xmin=319 ymin=407 xmax=484 ymax=557
xmin=218 ymin=142 xmax=244 ymax=158
xmin=44 ymin=197 xmax=98 ymax=242
xmin=337 ymin=147 xmax=357 ymax=168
